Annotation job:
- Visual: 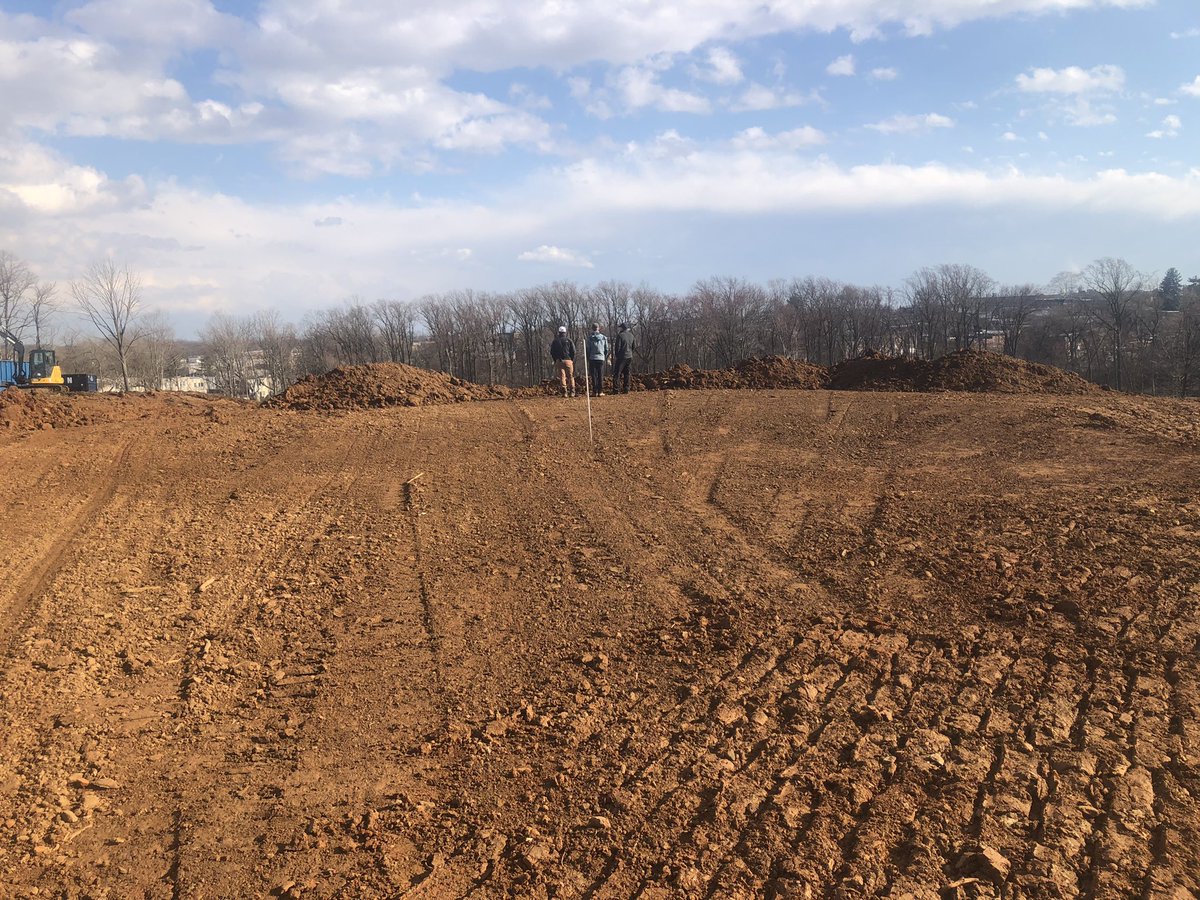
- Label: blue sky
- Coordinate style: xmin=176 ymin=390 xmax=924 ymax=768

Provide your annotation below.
xmin=1 ymin=0 xmax=1198 ymax=331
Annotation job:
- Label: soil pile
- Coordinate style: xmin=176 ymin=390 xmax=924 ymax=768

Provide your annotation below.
xmin=925 ymin=350 xmax=1099 ymax=394
xmin=827 ymin=351 xmax=933 ymax=392
xmin=0 ymin=387 xmax=95 ymax=431
xmin=637 ymin=356 xmax=828 ymax=391
xmin=267 ymin=363 xmax=510 ymax=410
xmin=732 ymin=355 xmax=828 ymax=389
xmin=827 ymin=350 xmax=1099 ymax=395
xmin=637 ymin=363 xmax=739 ymax=390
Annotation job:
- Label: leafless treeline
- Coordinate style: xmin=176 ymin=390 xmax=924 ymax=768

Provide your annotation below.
xmin=260 ymin=260 xmax=1199 ymax=397
xmin=5 ymin=246 xmax=1200 ymax=398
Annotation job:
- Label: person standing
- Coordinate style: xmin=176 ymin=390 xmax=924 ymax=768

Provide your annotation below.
xmin=612 ymin=322 xmax=635 ymax=394
xmin=550 ymin=325 xmax=576 ymax=397
xmin=586 ymin=323 xmax=608 ymax=396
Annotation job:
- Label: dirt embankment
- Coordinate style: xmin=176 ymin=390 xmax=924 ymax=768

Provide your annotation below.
xmin=636 ymin=355 xmax=828 ymax=391
xmin=825 ymin=349 xmax=1099 ymax=394
xmin=267 ymin=362 xmax=510 ymax=411
xmin=647 ymin=350 xmax=1099 ymax=396
xmin=0 ymin=388 xmax=247 ymax=432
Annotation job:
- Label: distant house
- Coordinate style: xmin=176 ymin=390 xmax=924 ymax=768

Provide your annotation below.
xmin=161 ymin=376 xmax=211 ymax=393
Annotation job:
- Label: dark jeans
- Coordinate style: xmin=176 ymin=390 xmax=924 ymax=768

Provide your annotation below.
xmin=588 ymin=359 xmax=604 ymax=394
xmin=613 ymin=357 xmax=632 ymax=393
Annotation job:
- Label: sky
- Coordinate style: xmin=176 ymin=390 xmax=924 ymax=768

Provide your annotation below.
xmin=1 ymin=0 xmax=1198 ymax=332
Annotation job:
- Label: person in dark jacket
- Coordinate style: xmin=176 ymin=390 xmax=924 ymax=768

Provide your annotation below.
xmin=550 ymin=325 xmax=576 ymax=397
xmin=612 ymin=322 xmax=635 ymax=394
xmin=586 ymin=323 xmax=608 ymax=396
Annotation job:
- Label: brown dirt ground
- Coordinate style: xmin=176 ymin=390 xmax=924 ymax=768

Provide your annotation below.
xmin=1 ymin=387 xmax=1199 ymax=899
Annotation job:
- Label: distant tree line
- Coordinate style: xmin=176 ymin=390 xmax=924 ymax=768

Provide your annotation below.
xmin=266 ymin=258 xmax=1200 ymax=398
xmin=3 ymin=248 xmax=1199 ymax=398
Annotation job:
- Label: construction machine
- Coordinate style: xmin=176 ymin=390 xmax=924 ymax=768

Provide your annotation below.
xmin=1 ymin=328 xmax=66 ymax=391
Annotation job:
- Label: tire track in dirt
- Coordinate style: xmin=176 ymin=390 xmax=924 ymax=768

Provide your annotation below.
xmin=4 ymin=390 xmax=1199 ymax=898
xmin=0 ymin=436 xmax=133 ymax=667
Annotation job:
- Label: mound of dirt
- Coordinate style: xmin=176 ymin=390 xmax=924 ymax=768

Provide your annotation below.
xmin=636 ymin=363 xmax=738 ymax=391
xmin=267 ymin=363 xmax=510 ymax=411
xmin=637 ymin=356 xmax=828 ymax=391
xmin=925 ymin=350 xmax=1099 ymax=394
xmin=827 ymin=350 xmax=1098 ymax=395
xmin=0 ymin=387 xmax=95 ymax=431
xmin=732 ymin=356 xmax=828 ymax=389
xmin=826 ymin=351 xmax=933 ymax=392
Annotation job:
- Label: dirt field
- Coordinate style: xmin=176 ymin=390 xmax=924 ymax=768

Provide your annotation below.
xmin=2 ymin=387 xmax=1199 ymax=899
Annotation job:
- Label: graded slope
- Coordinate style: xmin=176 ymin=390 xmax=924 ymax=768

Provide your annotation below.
xmin=1 ymin=390 xmax=1197 ymax=898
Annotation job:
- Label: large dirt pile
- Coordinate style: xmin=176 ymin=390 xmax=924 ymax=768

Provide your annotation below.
xmin=827 ymin=350 xmax=1100 ymax=395
xmin=732 ymin=355 xmax=829 ymax=388
xmin=924 ymin=350 xmax=1099 ymax=394
xmin=268 ymin=363 xmax=509 ymax=411
xmin=636 ymin=355 xmax=828 ymax=391
xmin=0 ymin=387 xmax=95 ymax=431
xmin=826 ymin=351 xmax=933 ymax=392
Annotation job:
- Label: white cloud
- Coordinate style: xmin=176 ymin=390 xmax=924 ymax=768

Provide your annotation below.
xmin=0 ymin=136 xmax=147 ymax=215
xmin=65 ymin=0 xmax=238 ymax=49
xmin=1016 ymin=65 xmax=1125 ymax=94
xmin=560 ymin=148 xmax=1200 ymax=220
xmin=826 ymin=55 xmax=856 ymax=77
xmin=729 ymin=83 xmax=819 ymax=112
xmin=1147 ymin=114 xmax=1181 ymax=139
xmin=1182 ymin=77 xmax=1200 ymax=98
xmin=517 ymin=245 xmax=594 ymax=268
xmin=1061 ymin=98 xmax=1117 ymax=127
xmin=697 ymin=47 xmax=743 ymax=85
xmin=866 ymin=113 xmax=954 ymax=134
xmin=731 ymin=126 xmax=827 ymax=150
xmin=1001 ymin=131 xmax=1021 ymax=142
xmin=236 ymin=1 xmax=1155 ymax=71
xmin=6 ymin=130 xmax=1200 ymax=321
xmin=613 ymin=65 xmax=711 ymax=113
xmin=1170 ymin=28 xmax=1200 ymax=39
xmin=869 ymin=67 xmax=899 ymax=81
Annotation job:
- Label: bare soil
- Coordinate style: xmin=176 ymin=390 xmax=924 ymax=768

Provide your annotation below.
xmin=1 ymin=386 xmax=1198 ymax=899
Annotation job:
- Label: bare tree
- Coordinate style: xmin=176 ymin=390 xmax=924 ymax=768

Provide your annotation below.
xmin=1081 ymin=257 xmax=1145 ymax=390
xmin=1163 ymin=298 xmax=1200 ymax=397
xmin=129 ymin=311 xmax=178 ymax=390
xmin=201 ymin=312 xmax=255 ymax=396
xmin=253 ymin=310 xmax=299 ymax=395
xmin=71 ymin=259 xmax=143 ymax=392
xmin=936 ymin=263 xmax=994 ymax=351
xmin=30 ymin=281 xmax=58 ymax=347
xmin=690 ymin=276 xmax=767 ymax=368
xmin=373 ymin=299 xmax=416 ymax=365
xmin=994 ymin=284 xmax=1039 ymax=356
xmin=0 ymin=251 xmax=36 ymax=358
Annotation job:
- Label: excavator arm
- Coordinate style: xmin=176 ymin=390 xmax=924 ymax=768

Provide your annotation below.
xmin=1 ymin=327 xmax=27 ymax=384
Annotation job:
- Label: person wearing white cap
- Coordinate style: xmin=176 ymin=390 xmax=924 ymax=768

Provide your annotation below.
xmin=549 ymin=325 xmax=577 ymax=397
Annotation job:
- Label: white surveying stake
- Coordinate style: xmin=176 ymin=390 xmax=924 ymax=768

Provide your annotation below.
xmin=581 ymin=327 xmax=594 ymax=444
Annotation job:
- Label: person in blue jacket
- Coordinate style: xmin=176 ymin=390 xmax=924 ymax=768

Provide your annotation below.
xmin=585 ymin=323 xmax=608 ymax=396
